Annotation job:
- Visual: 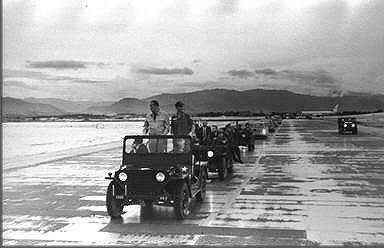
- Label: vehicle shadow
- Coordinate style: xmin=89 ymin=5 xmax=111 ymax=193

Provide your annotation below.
xmin=104 ymin=199 xmax=208 ymax=228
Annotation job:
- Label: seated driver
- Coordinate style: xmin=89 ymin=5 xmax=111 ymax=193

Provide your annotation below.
xmin=214 ymin=129 xmax=228 ymax=145
xmin=173 ymin=138 xmax=186 ymax=153
xmin=130 ymin=138 xmax=149 ymax=153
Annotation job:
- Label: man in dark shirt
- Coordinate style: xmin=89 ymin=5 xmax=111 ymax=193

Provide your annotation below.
xmin=210 ymin=125 xmax=219 ymax=144
xmin=130 ymin=138 xmax=149 ymax=153
xmin=242 ymin=122 xmax=255 ymax=151
xmin=214 ymin=129 xmax=228 ymax=145
xmin=196 ymin=120 xmax=211 ymax=144
xmin=224 ymin=124 xmax=243 ymax=163
xmin=171 ymin=101 xmax=193 ymax=152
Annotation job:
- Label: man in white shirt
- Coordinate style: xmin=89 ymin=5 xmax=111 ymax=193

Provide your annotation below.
xmin=143 ymin=100 xmax=170 ymax=152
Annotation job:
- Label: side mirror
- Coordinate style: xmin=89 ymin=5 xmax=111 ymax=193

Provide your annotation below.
xmin=108 ymin=172 xmax=112 ymax=177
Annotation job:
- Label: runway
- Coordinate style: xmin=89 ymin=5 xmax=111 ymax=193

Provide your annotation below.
xmin=3 ymin=119 xmax=384 ymax=246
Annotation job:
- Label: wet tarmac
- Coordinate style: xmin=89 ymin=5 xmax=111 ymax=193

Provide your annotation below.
xmin=3 ymin=119 xmax=384 ymax=246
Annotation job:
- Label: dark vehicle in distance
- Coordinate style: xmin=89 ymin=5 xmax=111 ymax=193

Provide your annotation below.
xmin=238 ymin=127 xmax=255 ymax=151
xmin=271 ymin=115 xmax=283 ymax=125
xmin=338 ymin=117 xmax=358 ymax=134
xmin=250 ymin=121 xmax=269 ymax=139
xmin=105 ymin=135 xmax=207 ymax=220
xmin=192 ymin=143 xmax=233 ymax=180
xmin=265 ymin=118 xmax=276 ymax=132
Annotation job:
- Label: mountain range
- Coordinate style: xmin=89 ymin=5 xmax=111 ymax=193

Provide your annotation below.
xmin=146 ymin=89 xmax=384 ymax=113
xmin=3 ymin=97 xmax=65 ymax=117
xmin=3 ymin=89 xmax=384 ymax=117
xmin=24 ymin=97 xmax=114 ymax=113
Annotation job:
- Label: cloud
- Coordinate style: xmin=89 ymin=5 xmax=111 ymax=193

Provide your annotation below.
xmin=72 ymin=79 xmax=111 ymax=85
xmin=254 ymin=68 xmax=338 ymax=87
xmin=215 ymin=0 xmax=239 ymax=15
xmin=282 ymin=70 xmax=342 ymax=96
xmin=228 ymin=70 xmax=254 ymax=78
xmin=26 ymin=60 xmax=88 ymax=70
xmin=3 ymin=80 xmax=39 ymax=90
xmin=253 ymin=68 xmax=343 ymax=96
xmin=218 ymin=76 xmax=231 ymax=80
xmin=47 ymin=76 xmax=79 ymax=81
xmin=3 ymin=69 xmax=50 ymax=79
xmin=280 ymin=69 xmax=338 ymax=87
xmin=254 ymin=68 xmax=278 ymax=76
xmin=24 ymin=60 xmax=117 ymax=70
xmin=136 ymin=67 xmax=194 ymax=75
xmin=4 ymin=68 xmax=113 ymax=84
xmin=3 ymin=68 xmax=81 ymax=81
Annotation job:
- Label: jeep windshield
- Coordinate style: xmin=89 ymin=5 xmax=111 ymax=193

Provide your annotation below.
xmin=249 ymin=122 xmax=265 ymax=128
xmin=124 ymin=135 xmax=191 ymax=154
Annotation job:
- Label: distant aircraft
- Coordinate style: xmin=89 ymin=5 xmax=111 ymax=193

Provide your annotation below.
xmin=191 ymin=116 xmax=263 ymax=122
xmin=301 ymin=104 xmax=339 ymax=117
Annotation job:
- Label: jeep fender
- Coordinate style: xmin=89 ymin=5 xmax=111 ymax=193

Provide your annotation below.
xmin=106 ymin=177 xmax=125 ymax=191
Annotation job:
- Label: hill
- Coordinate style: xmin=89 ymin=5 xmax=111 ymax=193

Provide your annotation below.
xmin=85 ymin=98 xmax=148 ymax=114
xmin=145 ymin=89 xmax=384 ymax=113
xmin=3 ymin=97 xmax=65 ymax=117
xmin=5 ymin=89 xmax=384 ymax=116
xmin=24 ymin=97 xmax=113 ymax=113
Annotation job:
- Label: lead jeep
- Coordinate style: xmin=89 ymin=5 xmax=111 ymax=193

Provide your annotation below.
xmin=105 ymin=135 xmax=207 ymax=220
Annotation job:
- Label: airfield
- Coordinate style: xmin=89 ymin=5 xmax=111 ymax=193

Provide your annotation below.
xmin=3 ymin=118 xmax=384 ymax=246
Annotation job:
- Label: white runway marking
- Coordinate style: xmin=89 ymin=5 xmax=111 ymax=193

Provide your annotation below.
xmin=77 ymin=206 xmax=106 ymax=212
xmin=79 ymin=195 xmax=105 ymax=201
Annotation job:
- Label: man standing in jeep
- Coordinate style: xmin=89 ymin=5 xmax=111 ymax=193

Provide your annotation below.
xmin=143 ymin=100 xmax=170 ymax=152
xmin=171 ymin=101 xmax=193 ymax=152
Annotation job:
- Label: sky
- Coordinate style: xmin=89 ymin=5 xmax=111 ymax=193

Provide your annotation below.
xmin=3 ymin=0 xmax=384 ymax=101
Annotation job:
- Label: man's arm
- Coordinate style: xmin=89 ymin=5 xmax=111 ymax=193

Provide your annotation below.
xmin=143 ymin=120 xmax=149 ymax=134
xmin=170 ymin=115 xmax=175 ymax=135
xmin=207 ymin=126 xmax=212 ymax=139
xmin=163 ymin=113 xmax=170 ymax=134
xmin=187 ymin=114 xmax=193 ymax=133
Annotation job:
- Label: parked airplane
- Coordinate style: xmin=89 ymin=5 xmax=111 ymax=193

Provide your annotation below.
xmin=301 ymin=104 xmax=339 ymax=117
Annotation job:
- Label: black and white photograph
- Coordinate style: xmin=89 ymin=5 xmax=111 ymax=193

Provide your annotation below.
xmin=2 ymin=0 xmax=384 ymax=246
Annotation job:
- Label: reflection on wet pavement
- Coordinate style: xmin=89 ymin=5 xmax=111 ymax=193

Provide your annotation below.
xmin=3 ymin=120 xmax=384 ymax=245
xmin=206 ymin=120 xmax=384 ymax=245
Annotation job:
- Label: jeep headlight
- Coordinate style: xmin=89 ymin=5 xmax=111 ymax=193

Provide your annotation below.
xmin=207 ymin=150 xmax=214 ymax=158
xmin=118 ymin=172 xmax=127 ymax=182
xmin=242 ymin=134 xmax=246 ymax=138
xmin=351 ymin=123 xmax=355 ymax=127
xmin=343 ymin=124 xmax=347 ymax=127
xmin=262 ymin=129 xmax=267 ymax=135
xmin=155 ymin=171 xmax=166 ymax=182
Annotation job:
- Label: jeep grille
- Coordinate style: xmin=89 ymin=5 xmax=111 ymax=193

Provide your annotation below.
xmin=126 ymin=170 xmax=162 ymax=194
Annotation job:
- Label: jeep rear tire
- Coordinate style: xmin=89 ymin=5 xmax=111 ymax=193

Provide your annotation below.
xmin=106 ymin=182 xmax=124 ymax=219
xmin=196 ymin=171 xmax=207 ymax=202
xmin=227 ymin=157 xmax=234 ymax=173
xmin=218 ymin=157 xmax=228 ymax=180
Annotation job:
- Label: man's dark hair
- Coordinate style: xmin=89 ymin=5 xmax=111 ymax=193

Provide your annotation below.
xmin=175 ymin=101 xmax=184 ymax=107
xmin=150 ymin=100 xmax=159 ymax=107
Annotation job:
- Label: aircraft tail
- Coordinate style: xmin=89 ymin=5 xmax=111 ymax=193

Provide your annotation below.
xmin=332 ymin=104 xmax=339 ymax=113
